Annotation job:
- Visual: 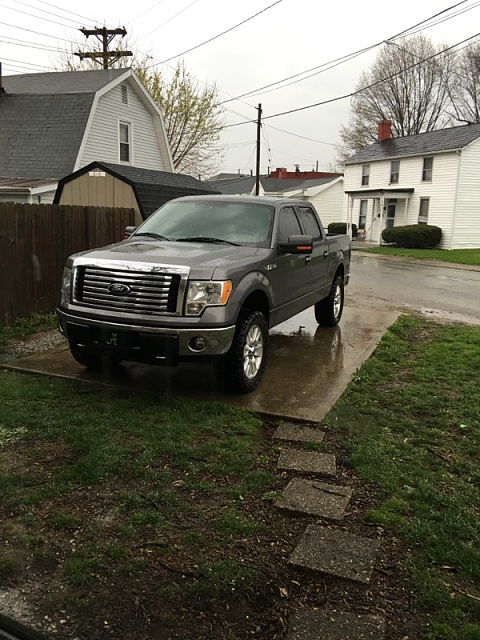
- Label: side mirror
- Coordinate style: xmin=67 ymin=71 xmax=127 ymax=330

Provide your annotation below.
xmin=278 ymin=234 xmax=313 ymax=255
xmin=124 ymin=225 xmax=137 ymax=239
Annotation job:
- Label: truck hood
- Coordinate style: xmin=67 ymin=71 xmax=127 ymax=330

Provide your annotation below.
xmin=70 ymin=238 xmax=266 ymax=280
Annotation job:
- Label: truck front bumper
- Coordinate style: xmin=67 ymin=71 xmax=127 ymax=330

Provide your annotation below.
xmin=57 ymin=309 xmax=235 ymax=365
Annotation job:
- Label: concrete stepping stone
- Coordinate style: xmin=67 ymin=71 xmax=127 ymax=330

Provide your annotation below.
xmin=275 ymin=478 xmax=352 ymax=520
xmin=273 ymin=423 xmax=325 ymax=443
xmin=277 ymin=449 xmax=336 ymax=476
xmin=288 ymin=525 xmax=380 ymax=584
xmin=285 ymin=610 xmax=386 ymax=639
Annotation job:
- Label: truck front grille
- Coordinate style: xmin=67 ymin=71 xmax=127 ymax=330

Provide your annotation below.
xmin=74 ymin=266 xmax=182 ymax=316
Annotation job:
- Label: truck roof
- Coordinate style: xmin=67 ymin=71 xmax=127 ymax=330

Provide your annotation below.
xmin=169 ymin=194 xmax=307 ymax=207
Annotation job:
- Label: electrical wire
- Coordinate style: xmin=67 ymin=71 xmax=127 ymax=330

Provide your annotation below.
xmin=150 ymin=0 xmax=284 ymax=66
xmin=224 ymin=31 xmax=480 ymax=128
xmin=0 ymin=2 xmax=77 ymax=30
xmin=141 ymin=0 xmax=202 ymax=39
xmin=220 ymin=0 xmax=475 ymax=106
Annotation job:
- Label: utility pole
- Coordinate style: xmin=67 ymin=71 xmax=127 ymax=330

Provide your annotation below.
xmin=75 ymin=27 xmax=132 ymax=69
xmin=255 ymin=103 xmax=262 ymax=196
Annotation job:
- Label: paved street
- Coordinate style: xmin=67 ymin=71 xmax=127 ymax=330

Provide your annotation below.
xmin=347 ymin=252 xmax=480 ymax=325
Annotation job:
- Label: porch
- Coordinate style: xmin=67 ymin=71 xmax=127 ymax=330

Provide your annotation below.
xmin=345 ymin=188 xmax=415 ymax=245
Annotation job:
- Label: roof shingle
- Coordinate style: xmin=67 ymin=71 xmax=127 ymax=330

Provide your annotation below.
xmin=344 ymin=122 xmax=480 ymax=165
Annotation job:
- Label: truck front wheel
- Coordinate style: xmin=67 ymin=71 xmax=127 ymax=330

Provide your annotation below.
xmin=218 ymin=310 xmax=269 ymax=394
xmin=314 ymin=274 xmax=344 ymax=326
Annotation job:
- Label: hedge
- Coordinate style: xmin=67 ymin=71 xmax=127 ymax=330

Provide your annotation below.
xmin=381 ymin=224 xmax=442 ymax=248
xmin=328 ymin=222 xmax=358 ymax=238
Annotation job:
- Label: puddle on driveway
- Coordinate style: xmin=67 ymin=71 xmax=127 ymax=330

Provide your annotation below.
xmin=3 ymin=308 xmax=398 ymax=422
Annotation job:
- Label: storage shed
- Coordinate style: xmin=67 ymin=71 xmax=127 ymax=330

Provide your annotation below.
xmin=54 ymin=161 xmax=219 ymax=225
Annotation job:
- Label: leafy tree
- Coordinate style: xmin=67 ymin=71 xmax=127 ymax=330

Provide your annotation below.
xmin=58 ymin=36 xmax=225 ymax=177
xmin=337 ymin=35 xmax=455 ymax=161
xmin=135 ymin=59 xmax=224 ymax=177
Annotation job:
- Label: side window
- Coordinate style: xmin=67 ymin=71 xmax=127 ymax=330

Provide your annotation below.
xmin=422 ymin=157 xmax=433 ymax=181
xmin=361 ymin=164 xmax=370 ymax=186
xmin=390 ymin=160 xmax=400 ymax=184
xmin=277 ymin=206 xmax=302 ymax=243
xmin=119 ymin=121 xmax=131 ymax=163
xmin=297 ymin=206 xmax=322 ymax=239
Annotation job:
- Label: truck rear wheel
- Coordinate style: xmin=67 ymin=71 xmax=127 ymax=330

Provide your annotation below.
xmin=314 ymin=274 xmax=344 ymax=326
xmin=218 ymin=310 xmax=269 ymax=394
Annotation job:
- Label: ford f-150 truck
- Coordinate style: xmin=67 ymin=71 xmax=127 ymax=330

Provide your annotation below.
xmin=57 ymin=195 xmax=351 ymax=393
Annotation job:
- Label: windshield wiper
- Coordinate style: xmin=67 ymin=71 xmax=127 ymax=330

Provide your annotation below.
xmin=175 ymin=236 xmax=239 ymax=246
xmin=134 ymin=232 xmax=170 ymax=241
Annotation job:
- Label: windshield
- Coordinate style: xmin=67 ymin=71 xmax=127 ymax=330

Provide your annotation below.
xmin=134 ymin=199 xmax=274 ymax=248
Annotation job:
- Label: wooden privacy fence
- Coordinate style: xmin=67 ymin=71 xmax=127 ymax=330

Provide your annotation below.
xmin=0 ymin=202 xmax=135 ymax=327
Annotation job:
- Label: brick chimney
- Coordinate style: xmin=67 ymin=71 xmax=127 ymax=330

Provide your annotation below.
xmin=378 ymin=119 xmax=392 ymax=141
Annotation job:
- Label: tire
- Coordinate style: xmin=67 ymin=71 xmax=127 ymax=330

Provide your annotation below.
xmin=69 ymin=342 xmax=122 ymax=371
xmin=218 ymin=310 xmax=269 ymax=394
xmin=314 ymin=274 xmax=344 ymax=327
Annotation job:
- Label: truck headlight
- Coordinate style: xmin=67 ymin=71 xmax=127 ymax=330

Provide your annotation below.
xmin=61 ymin=266 xmax=72 ymax=303
xmin=186 ymin=280 xmax=232 ymax=316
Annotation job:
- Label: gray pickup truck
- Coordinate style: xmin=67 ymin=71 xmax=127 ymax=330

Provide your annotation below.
xmin=57 ymin=195 xmax=351 ymax=393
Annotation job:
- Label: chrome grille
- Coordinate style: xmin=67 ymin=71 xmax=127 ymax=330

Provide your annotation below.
xmin=74 ymin=266 xmax=181 ymax=315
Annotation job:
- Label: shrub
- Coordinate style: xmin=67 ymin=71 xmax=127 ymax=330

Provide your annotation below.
xmin=328 ymin=222 xmax=358 ymax=238
xmin=381 ymin=224 xmax=442 ymax=248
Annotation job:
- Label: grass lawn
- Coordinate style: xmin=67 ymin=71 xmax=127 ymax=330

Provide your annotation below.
xmin=0 ymin=315 xmax=479 ymax=639
xmin=358 ymin=246 xmax=480 ymax=265
xmin=326 ymin=315 xmax=480 ymax=639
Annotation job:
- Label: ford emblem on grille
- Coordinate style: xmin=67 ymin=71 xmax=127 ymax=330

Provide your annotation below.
xmin=108 ymin=283 xmax=131 ymax=295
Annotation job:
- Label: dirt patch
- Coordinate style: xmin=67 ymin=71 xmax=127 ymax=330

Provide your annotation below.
xmin=0 ymin=424 xmax=429 ymax=640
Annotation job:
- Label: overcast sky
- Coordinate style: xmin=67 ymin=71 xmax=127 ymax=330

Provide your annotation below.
xmin=1 ymin=0 xmax=479 ymax=177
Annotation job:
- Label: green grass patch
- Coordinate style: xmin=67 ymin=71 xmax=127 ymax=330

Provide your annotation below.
xmin=0 ymin=371 xmax=274 ymax=606
xmin=326 ymin=315 xmax=480 ymax=638
xmin=359 ymin=246 xmax=480 ymax=265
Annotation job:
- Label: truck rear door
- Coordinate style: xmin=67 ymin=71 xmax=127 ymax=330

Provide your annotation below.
xmin=295 ymin=205 xmax=331 ymax=300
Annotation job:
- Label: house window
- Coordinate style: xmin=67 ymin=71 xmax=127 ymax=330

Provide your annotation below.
xmin=390 ymin=160 xmax=400 ymax=184
xmin=121 ymin=84 xmax=129 ymax=105
xmin=361 ymin=164 xmax=370 ymax=186
xmin=418 ymin=198 xmax=429 ymax=224
xmin=119 ymin=122 xmax=131 ymax=163
xmin=358 ymin=200 xmax=368 ymax=230
xmin=422 ymin=157 xmax=433 ymax=181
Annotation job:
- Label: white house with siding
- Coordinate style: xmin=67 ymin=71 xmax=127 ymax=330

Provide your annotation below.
xmin=273 ymin=176 xmax=346 ymax=229
xmin=343 ymin=120 xmax=480 ymax=249
xmin=0 ymin=67 xmax=174 ymax=203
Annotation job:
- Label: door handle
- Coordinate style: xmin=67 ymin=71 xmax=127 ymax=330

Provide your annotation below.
xmin=305 ymin=255 xmax=311 ymax=264
xmin=323 ymin=250 xmax=328 ymax=259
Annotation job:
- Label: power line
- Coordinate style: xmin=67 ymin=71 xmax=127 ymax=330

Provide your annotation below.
xmin=130 ymin=0 xmax=168 ymax=23
xmin=0 ymin=2 xmax=76 ymax=30
xmin=224 ymin=31 xmax=480 ymax=128
xmin=151 ymin=0 xmax=284 ymax=66
xmin=141 ymin=0 xmax=202 ymax=39
xmin=0 ymin=20 xmax=73 ymax=44
xmin=2 ymin=0 xmax=82 ymax=27
xmin=220 ymin=0 xmax=475 ymax=106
